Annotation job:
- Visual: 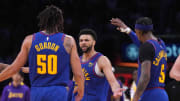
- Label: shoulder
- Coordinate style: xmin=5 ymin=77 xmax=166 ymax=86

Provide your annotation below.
xmin=23 ymin=35 xmax=33 ymax=45
xmin=64 ymin=34 xmax=77 ymax=49
xmin=140 ymin=41 xmax=155 ymax=53
xmin=3 ymin=85 xmax=11 ymax=90
xmin=64 ymin=34 xmax=75 ymax=41
xmin=97 ymin=55 xmax=111 ymax=67
xmin=21 ymin=85 xmax=30 ymax=91
xmin=140 ymin=42 xmax=154 ymax=49
xmin=24 ymin=35 xmax=33 ymax=41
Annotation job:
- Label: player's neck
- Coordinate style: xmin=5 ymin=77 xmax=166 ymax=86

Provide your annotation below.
xmin=12 ymin=81 xmax=21 ymax=87
xmin=42 ymin=30 xmax=58 ymax=35
xmin=142 ymin=33 xmax=157 ymax=43
xmin=83 ymin=50 xmax=97 ymax=61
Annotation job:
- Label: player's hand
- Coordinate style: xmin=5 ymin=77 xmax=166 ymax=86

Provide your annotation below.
xmin=73 ymin=87 xmax=83 ymax=101
xmin=110 ymin=18 xmax=131 ymax=34
xmin=113 ymin=88 xmax=125 ymax=99
xmin=110 ymin=18 xmax=127 ymax=28
xmin=21 ymin=67 xmax=29 ymax=73
xmin=75 ymin=94 xmax=83 ymax=101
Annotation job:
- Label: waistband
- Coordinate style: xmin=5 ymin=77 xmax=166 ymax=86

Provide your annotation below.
xmin=146 ymin=87 xmax=164 ymax=90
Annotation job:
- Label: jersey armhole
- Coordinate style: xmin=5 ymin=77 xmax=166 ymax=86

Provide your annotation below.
xmin=32 ymin=33 xmax=36 ymax=41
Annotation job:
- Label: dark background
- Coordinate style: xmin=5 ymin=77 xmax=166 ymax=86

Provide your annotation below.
xmin=0 ymin=0 xmax=180 ymax=100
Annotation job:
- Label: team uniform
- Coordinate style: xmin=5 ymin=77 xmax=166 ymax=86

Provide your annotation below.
xmin=71 ymin=52 xmax=109 ymax=101
xmin=29 ymin=31 xmax=70 ymax=101
xmin=137 ymin=39 xmax=169 ymax=101
xmin=1 ymin=82 xmax=30 ymax=101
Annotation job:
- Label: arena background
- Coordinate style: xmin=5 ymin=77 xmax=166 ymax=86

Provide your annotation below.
xmin=0 ymin=0 xmax=180 ymax=101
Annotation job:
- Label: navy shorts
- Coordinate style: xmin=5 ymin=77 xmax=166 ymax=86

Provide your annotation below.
xmin=139 ymin=88 xmax=169 ymax=101
xmin=31 ymin=86 xmax=67 ymax=101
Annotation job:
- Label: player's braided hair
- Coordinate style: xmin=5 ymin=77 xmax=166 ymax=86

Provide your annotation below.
xmin=37 ymin=5 xmax=64 ymax=33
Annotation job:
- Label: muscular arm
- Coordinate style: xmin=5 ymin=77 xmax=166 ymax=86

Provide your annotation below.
xmin=66 ymin=36 xmax=84 ymax=99
xmin=170 ymin=55 xmax=180 ymax=81
xmin=133 ymin=60 xmax=151 ymax=101
xmin=0 ymin=63 xmax=9 ymax=72
xmin=133 ymin=42 xmax=154 ymax=101
xmin=0 ymin=63 xmax=29 ymax=73
xmin=0 ymin=35 xmax=32 ymax=82
xmin=98 ymin=56 xmax=122 ymax=98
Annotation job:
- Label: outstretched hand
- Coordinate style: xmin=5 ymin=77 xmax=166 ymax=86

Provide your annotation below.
xmin=110 ymin=18 xmax=131 ymax=34
xmin=110 ymin=18 xmax=128 ymax=29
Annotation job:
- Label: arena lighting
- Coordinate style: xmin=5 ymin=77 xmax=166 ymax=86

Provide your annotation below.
xmin=122 ymin=43 xmax=180 ymax=62
xmin=166 ymin=44 xmax=180 ymax=58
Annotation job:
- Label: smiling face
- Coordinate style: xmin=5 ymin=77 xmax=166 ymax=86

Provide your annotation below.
xmin=79 ymin=34 xmax=95 ymax=53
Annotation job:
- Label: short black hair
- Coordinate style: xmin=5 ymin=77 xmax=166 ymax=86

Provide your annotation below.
xmin=78 ymin=28 xmax=97 ymax=41
xmin=135 ymin=17 xmax=153 ymax=25
xmin=37 ymin=5 xmax=64 ymax=33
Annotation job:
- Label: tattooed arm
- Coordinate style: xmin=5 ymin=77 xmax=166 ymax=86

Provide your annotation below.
xmin=133 ymin=42 xmax=155 ymax=101
xmin=133 ymin=60 xmax=151 ymax=101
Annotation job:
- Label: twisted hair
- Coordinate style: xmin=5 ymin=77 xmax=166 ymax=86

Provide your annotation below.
xmin=37 ymin=5 xmax=64 ymax=33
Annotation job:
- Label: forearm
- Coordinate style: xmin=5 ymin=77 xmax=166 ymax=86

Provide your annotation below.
xmin=133 ymin=74 xmax=149 ymax=101
xmin=0 ymin=63 xmax=9 ymax=72
xmin=110 ymin=78 xmax=120 ymax=93
xmin=74 ymin=72 xmax=84 ymax=93
xmin=0 ymin=65 xmax=20 ymax=82
xmin=170 ymin=55 xmax=180 ymax=81
xmin=170 ymin=71 xmax=180 ymax=81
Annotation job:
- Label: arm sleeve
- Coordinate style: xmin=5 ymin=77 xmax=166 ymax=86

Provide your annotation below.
xmin=139 ymin=42 xmax=155 ymax=63
xmin=129 ymin=31 xmax=141 ymax=47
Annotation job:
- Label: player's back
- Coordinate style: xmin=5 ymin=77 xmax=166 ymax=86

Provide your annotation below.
xmin=28 ymin=31 xmax=70 ymax=87
xmin=146 ymin=39 xmax=167 ymax=88
xmin=137 ymin=39 xmax=167 ymax=88
xmin=138 ymin=39 xmax=169 ymax=101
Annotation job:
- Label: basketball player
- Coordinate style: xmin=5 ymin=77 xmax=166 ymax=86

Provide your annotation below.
xmin=111 ymin=17 xmax=169 ymax=101
xmin=170 ymin=55 xmax=180 ymax=81
xmin=71 ymin=28 xmax=123 ymax=101
xmin=0 ymin=5 xmax=84 ymax=101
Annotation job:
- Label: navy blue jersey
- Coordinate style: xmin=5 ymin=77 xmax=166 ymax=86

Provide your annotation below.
xmin=137 ymin=39 xmax=167 ymax=89
xmin=80 ymin=52 xmax=109 ymax=101
xmin=29 ymin=31 xmax=70 ymax=87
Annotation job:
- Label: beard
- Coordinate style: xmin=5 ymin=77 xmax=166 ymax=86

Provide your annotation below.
xmin=81 ymin=45 xmax=93 ymax=53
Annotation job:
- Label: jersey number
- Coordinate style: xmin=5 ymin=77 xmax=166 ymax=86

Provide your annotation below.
xmin=159 ymin=64 xmax=165 ymax=83
xmin=37 ymin=54 xmax=57 ymax=75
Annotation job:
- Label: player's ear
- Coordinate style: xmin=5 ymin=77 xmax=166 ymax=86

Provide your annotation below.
xmin=93 ymin=40 xmax=96 ymax=46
